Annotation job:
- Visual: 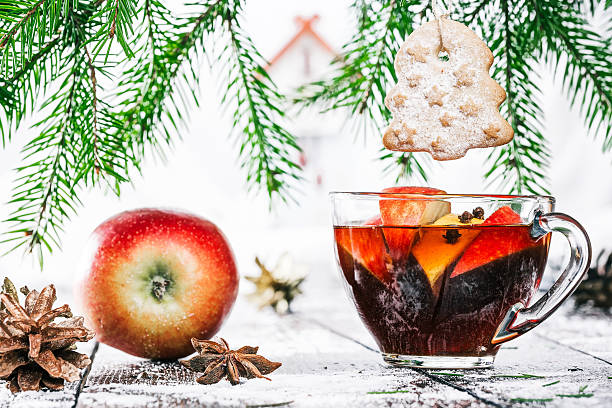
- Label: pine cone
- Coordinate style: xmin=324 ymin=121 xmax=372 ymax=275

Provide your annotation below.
xmin=0 ymin=278 xmax=95 ymax=392
xmin=573 ymin=250 xmax=612 ymax=309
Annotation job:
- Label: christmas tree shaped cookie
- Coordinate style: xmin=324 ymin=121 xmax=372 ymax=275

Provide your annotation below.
xmin=383 ymin=18 xmax=513 ymax=160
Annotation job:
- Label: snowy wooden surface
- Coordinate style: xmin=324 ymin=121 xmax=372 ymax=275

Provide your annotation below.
xmin=1 ymin=273 xmax=610 ymax=408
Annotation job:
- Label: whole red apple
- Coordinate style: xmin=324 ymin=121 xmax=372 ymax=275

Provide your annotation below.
xmin=78 ymin=208 xmax=239 ymax=359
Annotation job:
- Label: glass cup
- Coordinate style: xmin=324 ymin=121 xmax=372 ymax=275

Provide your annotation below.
xmin=330 ymin=192 xmax=591 ymax=369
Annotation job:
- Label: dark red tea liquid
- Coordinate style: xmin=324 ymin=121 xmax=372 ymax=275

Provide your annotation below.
xmin=334 ymin=224 xmax=550 ymax=357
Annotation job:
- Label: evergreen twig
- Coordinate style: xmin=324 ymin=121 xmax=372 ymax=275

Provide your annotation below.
xmin=0 ymin=0 xmax=611 ymax=261
xmin=94 ymin=0 xmax=138 ymax=58
xmin=220 ymin=0 xmax=302 ymax=201
xmin=1 ymin=0 xmax=303 ymax=260
xmin=296 ymin=0 xmax=429 ymax=183
xmin=2 ymin=1 xmax=131 ymax=262
xmin=0 ymin=0 xmax=64 ymax=78
xmin=483 ymin=0 xmax=550 ymax=194
xmin=112 ymin=0 xmax=216 ymax=162
xmin=0 ymin=31 xmax=63 ymax=146
xmin=530 ymin=0 xmax=611 ymax=149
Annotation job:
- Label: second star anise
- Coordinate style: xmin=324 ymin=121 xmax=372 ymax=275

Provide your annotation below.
xmin=180 ymin=338 xmax=282 ymax=385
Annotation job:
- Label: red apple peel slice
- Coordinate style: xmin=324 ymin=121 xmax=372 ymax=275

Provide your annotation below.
xmin=451 ymin=206 xmax=535 ymax=278
xmin=379 ymin=187 xmax=450 ymax=260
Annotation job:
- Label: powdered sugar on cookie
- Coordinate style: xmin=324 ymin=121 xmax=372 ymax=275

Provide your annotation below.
xmin=383 ymin=18 xmax=513 ymax=160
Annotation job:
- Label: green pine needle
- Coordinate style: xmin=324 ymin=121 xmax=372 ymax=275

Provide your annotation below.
xmin=492 ymin=373 xmax=546 ymax=379
xmin=530 ymin=0 xmax=612 ymax=149
xmin=368 ymin=389 xmax=412 ymax=394
xmin=0 ymin=0 xmax=64 ymax=78
xmin=510 ymin=397 xmax=554 ymax=403
xmin=556 ymin=394 xmax=594 ymax=398
xmin=296 ymin=0 xmax=423 ymax=182
xmin=482 ymin=0 xmax=551 ymax=195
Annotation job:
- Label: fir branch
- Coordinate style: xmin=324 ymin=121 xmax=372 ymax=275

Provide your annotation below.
xmin=454 ymin=0 xmax=496 ymax=32
xmin=84 ymin=45 xmax=101 ymax=177
xmin=380 ymin=150 xmax=430 ymax=183
xmin=484 ymin=0 xmax=550 ymax=194
xmin=113 ymin=0 xmax=221 ymax=163
xmin=529 ymin=0 xmax=612 ymax=149
xmin=0 ymin=13 xmax=64 ymax=146
xmin=0 ymin=0 xmax=106 ymax=145
xmin=0 ymin=0 xmax=125 ymax=148
xmin=0 ymin=0 xmax=64 ymax=78
xmin=2 ymin=1 xmax=130 ymax=261
xmin=0 ymin=0 xmax=48 ymax=48
xmin=297 ymin=0 xmax=428 ymax=183
xmin=461 ymin=0 xmax=490 ymax=25
xmin=297 ymin=0 xmax=413 ymax=125
xmin=356 ymin=0 xmax=395 ymax=116
xmin=5 ymin=49 xmax=83 ymax=258
xmin=3 ymin=0 xmax=301 ymax=258
xmin=7 ymin=34 xmax=61 ymax=83
xmin=94 ymin=0 xmax=138 ymax=58
xmin=221 ymin=1 xmax=302 ymax=201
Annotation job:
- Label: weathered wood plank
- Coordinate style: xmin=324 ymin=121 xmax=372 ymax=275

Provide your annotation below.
xmin=419 ymin=334 xmax=612 ymax=407
xmin=76 ymin=300 xmax=485 ymax=408
xmin=5 ymin=266 xmax=608 ymax=407
xmin=537 ymin=308 xmax=612 ymax=364
xmin=304 ymin=281 xmax=612 ymax=408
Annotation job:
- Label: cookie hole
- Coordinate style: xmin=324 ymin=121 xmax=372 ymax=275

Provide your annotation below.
xmin=438 ymin=50 xmax=449 ymax=62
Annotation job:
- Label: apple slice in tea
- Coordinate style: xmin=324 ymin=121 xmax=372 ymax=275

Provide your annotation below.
xmin=379 ymin=186 xmax=450 ymax=260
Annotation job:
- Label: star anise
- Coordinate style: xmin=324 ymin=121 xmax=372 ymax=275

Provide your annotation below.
xmin=0 ymin=278 xmax=95 ymax=392
xmin=180 ymin=337 xmax=282 ymax=385
xmin=246 ymin=255 xmax=305 ymax=314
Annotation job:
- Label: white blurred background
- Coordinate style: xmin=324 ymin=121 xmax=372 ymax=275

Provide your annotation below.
xmin=0 ymin=0 xmax=611 ymax=295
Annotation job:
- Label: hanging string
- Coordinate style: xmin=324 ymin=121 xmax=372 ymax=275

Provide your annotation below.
xmin=432 ymin=0 xmax=453 ymax=18
xmin=432 ymin=0 xmax=452 ymax=52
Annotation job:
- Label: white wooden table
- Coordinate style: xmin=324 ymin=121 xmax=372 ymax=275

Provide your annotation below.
xmin=1 ymin=271 xmax=611 ymax=407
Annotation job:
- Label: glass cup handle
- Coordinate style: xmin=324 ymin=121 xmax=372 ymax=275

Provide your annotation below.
xmin=491 ymin=211 xmax=592 ymax=345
